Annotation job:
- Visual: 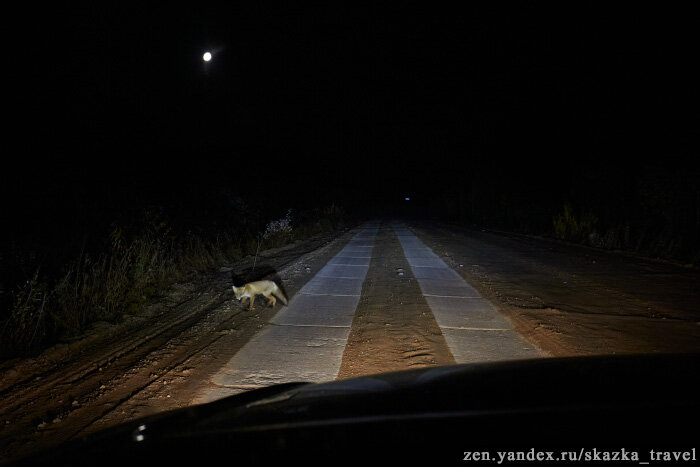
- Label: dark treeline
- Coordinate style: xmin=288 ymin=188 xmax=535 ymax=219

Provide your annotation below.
xmin=1 ymin=161 xmax=347 ymax=301
xmin=402 ymin=160 xmax=700 ymax=265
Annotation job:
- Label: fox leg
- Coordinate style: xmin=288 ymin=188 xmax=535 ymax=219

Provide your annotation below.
xmin=267 ymin=294 xmax=276 ymax=307
xmin=248 ymin=295 xmax=255 ymax=310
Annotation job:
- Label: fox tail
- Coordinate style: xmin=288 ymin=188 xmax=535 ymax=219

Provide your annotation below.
xmin=272 ymin=284 xmax=288 ymax=305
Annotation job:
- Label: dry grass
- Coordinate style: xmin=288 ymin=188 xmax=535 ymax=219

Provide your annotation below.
xmin=0 ymin=206 xmax=346 ymax=359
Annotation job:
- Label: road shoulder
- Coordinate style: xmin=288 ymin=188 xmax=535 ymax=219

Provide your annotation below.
xmin=409 ymin=222 xmax=700 ymax=356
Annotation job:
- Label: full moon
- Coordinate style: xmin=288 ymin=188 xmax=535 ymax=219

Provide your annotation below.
xmin=202 ymin=52 xmax=212 ymax=62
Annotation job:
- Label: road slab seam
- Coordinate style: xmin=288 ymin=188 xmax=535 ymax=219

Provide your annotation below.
xmin=297 ymin=292 xmax=361 ymax=297
xmin=271 ymin=323 xmax=352 ymax=329
xmin=423 ymin=294 xmax=482 ymax=299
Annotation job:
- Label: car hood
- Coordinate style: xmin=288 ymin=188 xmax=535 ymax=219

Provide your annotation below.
xmin=15 ymin=353 xmax=700 ymax=465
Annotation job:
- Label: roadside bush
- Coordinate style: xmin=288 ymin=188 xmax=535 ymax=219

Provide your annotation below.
xmin=552 ymin=203 xmax=598 ymax=243
xmin=261 ymin=209 xmax=294 ymax=248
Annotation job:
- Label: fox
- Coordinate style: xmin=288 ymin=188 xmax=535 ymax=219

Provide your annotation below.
xmin=232 ymin=280 xmax=288 ymax=310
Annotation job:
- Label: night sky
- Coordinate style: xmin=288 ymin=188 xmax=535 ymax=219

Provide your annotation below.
xmin=5 ymin=3 xmax=699 ymax=218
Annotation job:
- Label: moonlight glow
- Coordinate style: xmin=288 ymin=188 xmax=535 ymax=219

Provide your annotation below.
xmin=203 ymin=52 xmax=212 ymax=62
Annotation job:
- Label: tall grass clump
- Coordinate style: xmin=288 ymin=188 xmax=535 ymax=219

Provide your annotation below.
xmin=552 ymin=203 xmax=599 ymax=244
xmin=1 ymin=225 xmax=183 ymax=357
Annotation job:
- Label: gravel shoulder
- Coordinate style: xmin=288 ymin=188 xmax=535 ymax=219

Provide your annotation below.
xmin=409 ymin=221 xmax=700 ymax=356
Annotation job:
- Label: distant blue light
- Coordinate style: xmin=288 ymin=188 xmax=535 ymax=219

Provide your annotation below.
xmin=405 ymin=197 xmax=410 ymax=201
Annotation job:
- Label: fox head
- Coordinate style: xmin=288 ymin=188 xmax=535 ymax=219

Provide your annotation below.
xmin=232 ymin=285 xmax=244 ymax=300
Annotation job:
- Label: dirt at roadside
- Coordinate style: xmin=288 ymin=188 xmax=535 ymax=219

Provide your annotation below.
xmin=410 ymin=222 xmax=700 ymax=357
xmin=0 ymin=226 xmax=358 ymax=464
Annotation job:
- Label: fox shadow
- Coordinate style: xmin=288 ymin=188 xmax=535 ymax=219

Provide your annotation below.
xmin=230 ymin=264 xmax=289 ymax=300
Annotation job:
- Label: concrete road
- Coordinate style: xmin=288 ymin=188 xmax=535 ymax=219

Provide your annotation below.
xmin=196 ymin=220 xmax=700 ymax=404
xmin=196 ymin=222 xmax=544 ymax=403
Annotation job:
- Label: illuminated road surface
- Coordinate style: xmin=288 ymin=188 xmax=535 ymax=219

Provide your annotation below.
xmin=195 ymin=223 xmax=380 ymax=402
xmin=393 ymin=224 xmax=542 ymax=362
xmin=195 ymin=222 xmax=542 ymax=404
